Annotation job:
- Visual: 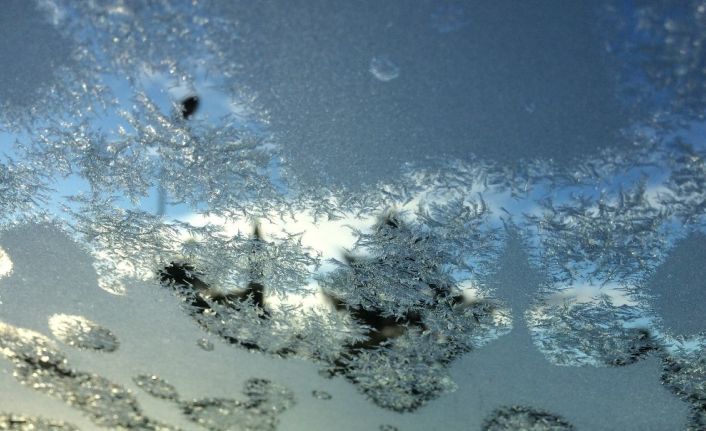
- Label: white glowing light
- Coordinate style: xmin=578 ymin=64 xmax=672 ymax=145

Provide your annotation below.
xmin=0 ymin=247 xmax=12 ymax=278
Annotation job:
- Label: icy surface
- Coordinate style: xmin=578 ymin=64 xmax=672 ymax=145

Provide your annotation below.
xmin=48 ymin=314 xmax=119 ymax=352
xmin=1 ymin=0 xmax=706 ymax=430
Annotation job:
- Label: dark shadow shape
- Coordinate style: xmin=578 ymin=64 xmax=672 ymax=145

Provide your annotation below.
xmin=179 ymin=95 xmax=199 ymax=120
xmin=158 ymin=224 xmax=272 ymax=353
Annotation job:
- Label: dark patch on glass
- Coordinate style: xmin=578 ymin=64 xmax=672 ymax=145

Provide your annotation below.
xmin=180 ymin=95 xmax=200 ymax=120
xmin=159 ymin=211 xmax=506 ymax=412
xmin=318 ymin=212 xmax=505 ymax=411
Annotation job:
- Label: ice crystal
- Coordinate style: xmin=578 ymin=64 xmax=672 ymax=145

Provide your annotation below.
xmin=527 ymin=297 xmax=659 ymax=367
xmin=526 ymin=181 xmax=669 ymax=286
xmin=0 ymin=322 xmax=175 ymax=430
xmin=181 ymin=378 xmax=295 ymax=431
xmin=662 ymin=344 xmax=706 ymax=407
xmin=0 ymin=318 xmax=297 ymax=430
xmin=661 ymin=340 xmax=706 ymax=430
xmin=25 ymin=93 xmax=278 ymax=210
xmin=47 ymin=0 xmax=207 ymax=82
xmin=0 ymin=1 xmax=703 ymax=426
xmin=0 ymin=413 xmax=78 ymax=431
xmin=162 ymin=267 xmax=360 ymax=359
xmin=482 ymin=405 xmax=575 ymax=431
xmin=151 ymin=203 xmax=509 ymax=411
xmin=0 ymin=159 xmax=50 ymax=221
xmin=170 ymin=224 xmax=319 ymax=297
xmin=316 ymin=211 xmax=509 ymax=410
xmin=662 ymin=142 xmax=706 ymax=225
xmin=133 ymin=375 xmax=180 ymax=401
xmin=48 ymin=314 xmax=119 ymax=352
xmin=68 ymin=198 xmax=181 ymax=294
xmin=0 ymin=0 xmax=106 ymax=131
xmin=333 ymin=331 xmax=459 ymax=412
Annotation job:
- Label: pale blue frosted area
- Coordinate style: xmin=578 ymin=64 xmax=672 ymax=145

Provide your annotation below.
xmin=1 ymin=1 xmax=706 ymax=430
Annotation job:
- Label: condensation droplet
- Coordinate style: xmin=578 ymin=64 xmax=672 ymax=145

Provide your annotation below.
xmin=312 ymin=390 xmax=332 ymax=400
xmin=197 ymin=337 xmax=215 ymax=351
xmin=369 ymin=56 xmax=400 ymax=82
xmin=133 ymin=374 xmax=180 ymax=401
xmin=48 ymin=314 xmax=119 ymax=352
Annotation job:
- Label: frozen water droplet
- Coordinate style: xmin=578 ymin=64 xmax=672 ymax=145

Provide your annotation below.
xmin=312 ymin=390 xmax=332 ymax=400
xmin=379 ymin=425 xmax=399 ymax=431
xmin=48 ymin=314 xmax=119 ymax=352
xmin=197 ymin=337 xmax=215 ymax=351
xmin=369 ymin=56 xmax=400 ymax=82
xmin=133 ymin=374 xmax=180 ymax=401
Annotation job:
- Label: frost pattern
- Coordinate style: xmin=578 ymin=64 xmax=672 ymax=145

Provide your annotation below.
xmin=0 ymin=322 xmax=175 ymax=430
xmin=662 ymin=143 xmax=706 ymax=226
xmin=0 ymin=413 xmax=78 ymax=431
xmin=157 ymin=206 xmax=509 ymax=411
xmin=482 ymin=405 xmax=575 ymax=431
xmin=0 ymin=319 xmax=297 ymax=430
xmin=48 ymin=314 xmax=119 ymax=352
xmin=181 ymin=378 xmax=295 ymax=431
xmin=661 ymin=340 xmax=706 ymax=430
xmin=317 ymin=211 xmax=510 ymax=410
xmin=525 ymin=181 xmax=669 ymax=286
xmin=0 ymin=160 xmax=50 ymax=221
xmin=133 ymin=375 xmax=179 ymax=401
xmin=27 ymin=93 xmax=278 ymax=210
xmin=0 ymin=0 xmax=106 ymax=131
xmin=527 ymin=297 xmax=659 ymax=367
xmin=523 ymin=180 xmax=673 ymax=366
xmin=0 ymin=0 xmax=705 ymax=426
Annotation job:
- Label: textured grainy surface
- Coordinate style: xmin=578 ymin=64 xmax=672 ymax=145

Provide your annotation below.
xmin=1 ymin=0 xmax=706 ymax=429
